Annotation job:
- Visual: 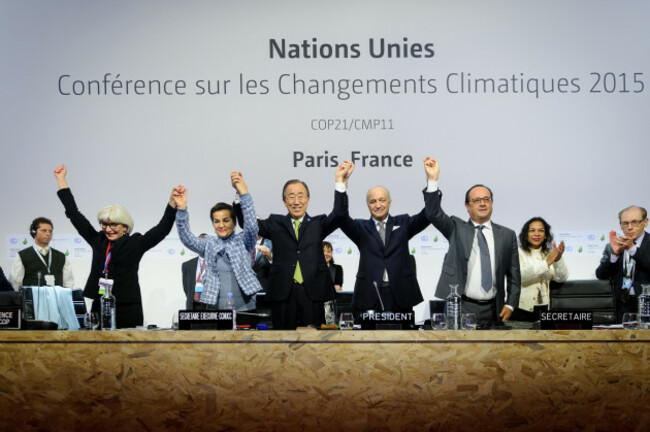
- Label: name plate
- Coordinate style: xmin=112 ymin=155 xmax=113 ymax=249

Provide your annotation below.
xmin=0 ymin=308 xmax=22 ymax=330
xmin=358 ymin=310 xmax=415 ymax=330
xmin=540 ymin=311 xmax=593 ymax=330
xmin=178 ymin=310 xmax=234 ymax=330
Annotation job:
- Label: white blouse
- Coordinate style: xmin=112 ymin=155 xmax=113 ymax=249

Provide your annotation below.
xmin=517 ymin=247 xmax=569 ymax=312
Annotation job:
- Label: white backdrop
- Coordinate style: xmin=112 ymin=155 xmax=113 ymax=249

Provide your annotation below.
xmin=1 ymin=1 xmax=649 ymax=325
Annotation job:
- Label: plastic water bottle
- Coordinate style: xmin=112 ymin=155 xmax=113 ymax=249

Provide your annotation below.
xmin=100 ymin=284 xmax=116 ymax=330
xmin=638 ymin=284 xmax=650 ymax=330
xmin=224 ymin=292 xmax=236 ymax=330
xmin=446 ymin=284 xmax=462 ymax=330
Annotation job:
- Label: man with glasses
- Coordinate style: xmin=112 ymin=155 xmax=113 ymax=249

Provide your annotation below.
xmin=596 ymin=206 xmax=650 ymax=322
xmin=10 ymin=217 xmax=74 ymax=290
xmin=423 ymin=157 xmax=520 ymax=326
xmin=257 ymin=163 xmax=351 ymax=329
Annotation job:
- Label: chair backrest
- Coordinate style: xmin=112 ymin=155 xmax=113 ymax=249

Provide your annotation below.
xmin=550 ymin=279 xmax=616 ymax=324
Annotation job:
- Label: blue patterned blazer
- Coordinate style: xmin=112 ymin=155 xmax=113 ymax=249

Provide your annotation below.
xmin=176 ymin=193 xmax=262 ymax=305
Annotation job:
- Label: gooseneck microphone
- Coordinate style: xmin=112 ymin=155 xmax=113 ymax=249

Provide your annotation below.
xmin=373 ymin=281 xmax=385 ymax=311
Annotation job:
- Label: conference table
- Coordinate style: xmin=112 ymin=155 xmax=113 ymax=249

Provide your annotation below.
xmin=1 ymin=328 xmax=648 ymax=431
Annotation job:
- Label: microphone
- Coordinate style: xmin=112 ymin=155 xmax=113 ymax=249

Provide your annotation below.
xmin=373 ymin=281 xmax=385 ymax=311
xmin=37 ymin=271 xmax=42 ymax=287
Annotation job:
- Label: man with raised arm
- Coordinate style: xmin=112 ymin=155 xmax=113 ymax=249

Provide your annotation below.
xmin=424 ymin=157 xmax=520 ymax=326
xmin=257 ymin=162 xmax=352 ymax=329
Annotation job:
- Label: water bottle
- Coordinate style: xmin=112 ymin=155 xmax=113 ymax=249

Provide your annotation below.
xmin=224 ymin=292 xmax=236 ymax=330
xmin=100 ymin=284 xmax=116 ymax=330
xmin=638 ymin=284 xmax=650 ymax=330
xmin=446 ymin=284 xmax=462 ymax=330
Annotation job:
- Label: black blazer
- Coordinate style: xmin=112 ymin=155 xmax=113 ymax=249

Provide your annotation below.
xmin=57 ymin=188 xmax=176 ymax=327
xmin=425 ymin=190 xmax=521 ymax=316
xmin=181 ymin=257 xmax=199 ymax=310
xmin=328 ymin=263 xmax=343 ymax=287
xmin=339 ymin=191 xmax=431 ymax=310
xmin=258 ymin=191 xmax=347 ymax=302
xmin=596 ymin=232 xmax=650 ymax=304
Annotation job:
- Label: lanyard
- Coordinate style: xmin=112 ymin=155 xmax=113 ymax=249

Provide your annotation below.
xmin=34 ymin=245 xmax=52 ymax=274
xmin=104 ymin=243 xmax=112 ymax=277
xmin=196 ymin=258 xmax=206 ymax=283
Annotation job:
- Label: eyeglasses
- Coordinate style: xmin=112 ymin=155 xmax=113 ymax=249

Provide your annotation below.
xmin=285 ymin=194 xmax=308 ymax=203
xmin=620 ymin=219 xmax=645 ymax=228
xmin=468 ymin=197 xmax=492 ymax=205
xmin=100 ymin=222 xmax=120 ymax=230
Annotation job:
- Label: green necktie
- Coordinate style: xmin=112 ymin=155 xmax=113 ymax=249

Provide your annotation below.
xmin=293 ymin=220 xmax=303 ymax=283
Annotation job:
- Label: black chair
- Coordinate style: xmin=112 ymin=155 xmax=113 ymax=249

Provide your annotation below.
xmin=22 ymin=287 xmax=87 ymax=328
xmin=550 ymin=279 xmax=616 ymax=324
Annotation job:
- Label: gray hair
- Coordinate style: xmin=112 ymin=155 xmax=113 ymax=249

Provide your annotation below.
xmin=97 ymin=204 xmax=134 ymax=234
xmin=618 ymin=205 xmax=648 ymax=221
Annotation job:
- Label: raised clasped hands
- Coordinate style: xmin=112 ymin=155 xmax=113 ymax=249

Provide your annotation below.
xmin=335 ymin=160 xmax=355 ymax=185
xmin=171 ymin=185 xmax=187 ymax=209
xmin=231 ymin=171 xmax=248 ymax=195
xmin=424 ymin=157 xmax=439 ymax=181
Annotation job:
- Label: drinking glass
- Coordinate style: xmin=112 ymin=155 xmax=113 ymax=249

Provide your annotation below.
xmin=622 ymin=313 xmax=639 ymax=329
xmin=339 ymin=312 xmax=354 ymax=330
xmin=461 ymin=313 xmax=477 ymax=330
xmin=84 ymin=312 xmax=98 ymax=330
xmin=431 ymin=313 xmax=447 ymax=330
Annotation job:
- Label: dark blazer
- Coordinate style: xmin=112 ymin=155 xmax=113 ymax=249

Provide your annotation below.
xmin=328 ymin=263 xmax=343 ymax=288
xmin=0 ymin=266 xmax=12 ymax=292
xmin=181 ymin=257 xmax=199 ymax=310
xmin=258 ymin=191 xmax=347 ymax=303
xmin=425 ymin=190 xmax=521 ymax=316
xmin=596 ymin=232 xmax=650 ymax=309
xmin=253 ymin=238 xmax=273 ymax=291
xmin=57 ymin=188 xmax=176 ymax=328
xmin=339 ymin=192 xmax=431 ymax=310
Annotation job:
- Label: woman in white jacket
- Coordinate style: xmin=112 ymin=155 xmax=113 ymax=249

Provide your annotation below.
xmin=513 ymin=217 xmax=569 ymax=322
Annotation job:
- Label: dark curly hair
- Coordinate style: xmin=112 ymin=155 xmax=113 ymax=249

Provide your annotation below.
xmin=519 ymin=217 xmax=553 ymax=254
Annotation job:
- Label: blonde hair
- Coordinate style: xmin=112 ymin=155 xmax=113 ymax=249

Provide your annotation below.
xmin=97 ymin=204 xmax=134 ymax=234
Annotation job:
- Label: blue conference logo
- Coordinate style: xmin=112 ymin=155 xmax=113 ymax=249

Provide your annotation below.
xmin=421 ymin=235 xmax=428 ymax=242
xmin=74 ymin=238 xmax=83 ymax=244
xmin=10 ymin=238 xmax=18 ymax=244
xmin=587 ymin=234 xmax=596 ymax=241
xmin=167 ymin=249 xmax=175 ymax=255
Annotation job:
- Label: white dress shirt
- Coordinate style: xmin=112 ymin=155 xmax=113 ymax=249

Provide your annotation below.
xmin=10 ymin=245 xmax=74 ymax=291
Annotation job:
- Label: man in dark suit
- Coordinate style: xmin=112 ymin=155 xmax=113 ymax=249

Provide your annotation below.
xmin=424 ymin=157 xmax=520 ymax=325
xmin=181 ymin=234 xmax=206 ymax=310
xmin=596 ymin=205 xmax=649 ymax=322
xmin=338 ymin=159 xmax=435 ymax=314
xmin=257 ymin=163 xmax=351 ymax=329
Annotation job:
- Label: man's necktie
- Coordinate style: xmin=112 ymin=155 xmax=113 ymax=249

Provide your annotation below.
xmin=293 ymin=220 xmax=303 ymax=283
xmin=378 ymin=221 xmax=386 ymax=245
xmin=477 ymin=225 xmax=492 ymax=293
xmin=40 ymin=247 xmax=48 ymax=256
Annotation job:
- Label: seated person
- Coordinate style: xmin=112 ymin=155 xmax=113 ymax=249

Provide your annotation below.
xmin=323 ymin=241 xmax=344 ymax=325
xmin=323 ymin=241 xmax=343 ymax=292
xmin=513 ymin=217 xmax=568 ymax=322
xmin=10 ymin=217 xmax=74 ymax=290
